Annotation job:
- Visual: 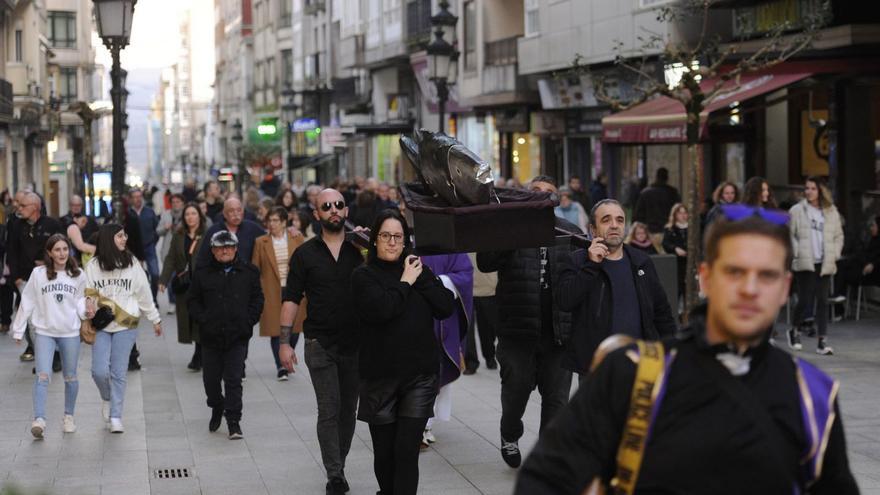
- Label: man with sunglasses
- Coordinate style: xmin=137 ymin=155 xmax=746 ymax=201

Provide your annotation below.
xmin=279 ymin=188 xmax=364 ymax=495
xmin=8 ymin=192 xmax=63 ymax=364
xmin=516 ymin=207 xmax=858 ymax=494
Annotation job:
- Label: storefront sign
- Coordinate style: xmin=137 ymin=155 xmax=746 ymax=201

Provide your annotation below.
xmin=531 ymin=112 xmax=566 ymax=136
xmin=293 ymin=118 xmax=318 ymax=132
xmin=495 ymin=107 xmax=529 ymax=133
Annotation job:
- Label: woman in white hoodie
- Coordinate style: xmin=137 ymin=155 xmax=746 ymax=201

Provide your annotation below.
xmin=85 ymin=223 xmax=162 ymax=433
xmin=13 ymin=234 xmax=95 ymax=439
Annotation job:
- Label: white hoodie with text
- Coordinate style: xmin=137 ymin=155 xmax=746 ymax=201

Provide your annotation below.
xmin=12 ymin=266 xmax=88 ymax=340
xmin=83 ymin=258 xmax=161 ymax=333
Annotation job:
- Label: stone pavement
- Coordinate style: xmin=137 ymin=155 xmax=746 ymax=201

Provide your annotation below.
xmin=0 ymin=303 xmax=879 ymax=494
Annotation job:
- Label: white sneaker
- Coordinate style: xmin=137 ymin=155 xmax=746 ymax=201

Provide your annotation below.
xmin=423 ymin=428 xmax=436 ymax=444
xmin=31 ymin=418 xmax=46 ymax=439
xmin=63 ymin=414 xmax=76 ymax=433
xmin=109 ymin=417 xmax=124 ymax=433
xmin=101 ymin=400 xmax=111 ymax=423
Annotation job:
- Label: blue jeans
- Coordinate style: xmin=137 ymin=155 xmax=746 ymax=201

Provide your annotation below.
xmin=91 ymin=328 xmax=138 ymax=419
xmin=34 ymin=334 xmax=80 ymax=419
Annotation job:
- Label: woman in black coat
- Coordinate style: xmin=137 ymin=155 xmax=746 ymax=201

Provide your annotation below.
xmin=662 ymin=203 xmax=689 ymax=302
xmin=351 ymin=210 xmax=454 ymax=495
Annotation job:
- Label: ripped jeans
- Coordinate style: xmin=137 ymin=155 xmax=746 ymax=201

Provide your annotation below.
xmin=33 ymin=334 xmax=81 ymax=420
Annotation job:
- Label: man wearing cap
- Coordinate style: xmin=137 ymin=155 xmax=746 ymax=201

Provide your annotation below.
xmin=188 ymin=230 xmax=264 ymax=440
xmin=516 ymin=208 xmax=858 ymax=494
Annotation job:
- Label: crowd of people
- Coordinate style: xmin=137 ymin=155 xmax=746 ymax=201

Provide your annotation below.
xmin=0 ymin=167 xmax=872 ymax=494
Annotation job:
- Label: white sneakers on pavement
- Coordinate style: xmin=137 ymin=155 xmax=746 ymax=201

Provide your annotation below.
xmin=109 ymin=418 xmax=125 ymax=433
xmin=31 ymin=418 xmax=46 ymax=439
xmin=63 ymin=414 xmax=77 ymax=433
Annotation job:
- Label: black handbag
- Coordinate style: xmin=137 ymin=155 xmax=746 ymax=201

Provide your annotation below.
xmin=91 ymin=306 xmax=115 ymax=330
xmin=171 ymin=266 xmax=191 ymax=294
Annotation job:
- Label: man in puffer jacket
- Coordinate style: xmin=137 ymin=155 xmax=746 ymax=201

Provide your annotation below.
xmin=188 ymin=230 xmax=264 ymax=440
xmin=476 ymin=175 xmax=581 ymax=470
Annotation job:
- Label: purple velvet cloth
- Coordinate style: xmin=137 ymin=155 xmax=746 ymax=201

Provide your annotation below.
xmin=421 ymin=253 xmax=474 ymax=387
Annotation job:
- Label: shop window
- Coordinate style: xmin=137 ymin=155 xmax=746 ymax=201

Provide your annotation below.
xmin=512 ymin=133 xmax=540 ymax=184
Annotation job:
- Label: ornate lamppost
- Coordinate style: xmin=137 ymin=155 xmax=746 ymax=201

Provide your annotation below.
xmin=426 ymin=0 xmax=459 ymax=132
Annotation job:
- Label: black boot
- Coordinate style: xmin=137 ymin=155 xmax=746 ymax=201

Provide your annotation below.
xmin=128 ymin=344 xmax=141 ymax=371
xmin=187 ymin=343 xmax=202 ymax=371
xmin=209 ymin=407 xmax=223 ymax=432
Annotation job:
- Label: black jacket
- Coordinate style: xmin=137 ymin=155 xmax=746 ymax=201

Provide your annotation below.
xmin=476 ymin=217 xmax=581 ymax=343
xmin=634 ymin=183 xmax=681 ymax=233
xmin=515 ymin=309 xmax=859 ymax=495
xmin=555 ymin=244 xmax=677 ymax=373
xmin=351 ymin=259 xmax=455 ymax=380
xmin=188 ymin=256 xmax=264 ymax=349
xmin=662 ymin=225 xmax=687 ymax=256
xmin=10 ymin=215 xmax=63 ymax=282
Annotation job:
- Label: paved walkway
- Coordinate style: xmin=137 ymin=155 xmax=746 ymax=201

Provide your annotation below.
xmin=1 ymin=301 xmax=879 ymax=494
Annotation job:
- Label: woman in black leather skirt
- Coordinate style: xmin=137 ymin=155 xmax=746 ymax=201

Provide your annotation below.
xmin=351 ymin=209 xmax=454 ymax=495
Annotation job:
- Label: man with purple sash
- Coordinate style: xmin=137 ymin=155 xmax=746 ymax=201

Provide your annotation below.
xmin=419 ymin=253 xmax=473 ymax=445
xmin=516 ymin=206 xmax=858 ymax=494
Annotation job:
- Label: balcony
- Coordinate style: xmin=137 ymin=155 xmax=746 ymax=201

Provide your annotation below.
xmin=304 ymin=0 xmax=325 ymax=16
xmin=406 ymin=0 xmax=432 ymax=50
xmin=485 ymin=36 xmax=519 ymax=66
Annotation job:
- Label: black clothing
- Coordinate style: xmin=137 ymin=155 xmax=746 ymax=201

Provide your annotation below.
xmin=634 ymin=183 xmax=681 ymax=233
xmin=589 ymin=182 xmax=607 ymax=209
xmin=284 ymin=236 xmax=364 ymax=353
xmin=515 ymin=311 xmax=859 ymax=495
xmin=570 ymin=189 xmax=590 ymax=213
xmin=351 ymin=259 xmax=454 ymax=380
xmin=465 ymin=295 xmax=498 ymax=369
xmin=299 ymin=205 xmax=322 ymax=237
xmin=626 ymin=242 xmax=658 ymax=256
xmin=555 ymin=244 xmax=677 ymax=373
xmin=476 ymin=217 xmax=581 ymax=343
xmin=202 ymin=343 xmax=247 ymax=421
xmin=195 ymin=219 xmax=265 ymax=269
xmin=211 ymin=209 xmax=258 ymax=225
xmin=188 ymin=256 xmax=264 ymax=350
xmin=498 ymin=335 xmax=572 ymax=442
xmin=604 ymin=256 xmax=642 ymax=338
xmin=357 ymin=374 xmax=438 ymax=424
xmin=205 ymin=201 xmax=223 ymax=223
xmin=662 ymin=225 xmax=687 ymax=298
xmin=10 ymin=215 xmax=63 ymax=282
xmin=794 ymin=266 xmax=830 ymax=338
xmin=369 ymin=417 xmax=429 ymax=495
xmin=123 ymin=210 xmax=146 ymax=261
xmin=182 ymin=186 xmax=198 ymax=203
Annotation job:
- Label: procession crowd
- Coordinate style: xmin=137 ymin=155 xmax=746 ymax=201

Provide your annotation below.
xmin=0 ymin=168 xmax=874 ymax=494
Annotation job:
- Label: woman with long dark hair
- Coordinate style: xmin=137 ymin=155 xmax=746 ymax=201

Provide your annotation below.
xmin=85 ymin=223 xmax=162 ymax=433
xmin=788 ymin=176 xmax=843 ymax=355
xmin=743 ymin=176 xmax=777 ymax=209
xmin=351 ymin=210 xmax=454 ymax=495
xmin=159 ymin=203 xmax=207 ymax=370
xmin=12 ymin=234 xmax=94 ymax=438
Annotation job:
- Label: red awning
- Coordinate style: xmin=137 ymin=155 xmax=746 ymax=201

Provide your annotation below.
xmin=602 ymin=70 xmax=811 ymax=144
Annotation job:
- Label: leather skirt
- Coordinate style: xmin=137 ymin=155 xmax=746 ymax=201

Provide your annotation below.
xmin=357 ymin=373 xmax=439 ymax=425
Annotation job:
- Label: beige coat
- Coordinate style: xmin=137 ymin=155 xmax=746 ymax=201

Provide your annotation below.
xmin=252 ymin=233 xmax=307 ymax=337
xmin=789 ymin=200 xmax=844 ymax=276
xmin=468 ymin=253 xmax=497 ymax=297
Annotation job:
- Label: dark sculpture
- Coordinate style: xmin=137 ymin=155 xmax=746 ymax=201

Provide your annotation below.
xmin=400 ymin=129 xmax=495 ymax=206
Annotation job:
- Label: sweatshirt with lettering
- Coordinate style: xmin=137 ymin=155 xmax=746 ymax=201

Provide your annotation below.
xmin=84 ymin=258 xmax=161 ymax=333
xmin=12 ymin=266 xmax=88 ymax=340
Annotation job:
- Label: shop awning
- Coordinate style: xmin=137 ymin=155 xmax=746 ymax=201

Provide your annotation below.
xmin=601 ymin=70 xmax=812 ymax=144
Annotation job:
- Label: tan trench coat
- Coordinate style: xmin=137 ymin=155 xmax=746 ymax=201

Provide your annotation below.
xmin=252 ymin=233 xmax=307 ymax=336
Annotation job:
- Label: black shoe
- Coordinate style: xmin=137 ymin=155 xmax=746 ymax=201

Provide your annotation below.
xmin=500 ymin=436 xmax=522 ymax=468
xmin=277 ymin=369 xmax=289 ymax=381
xmin=209 ymin=408 xmax=223 ymax=432
xmin=227 ymin=420 xmax=243 ymax=439
xmin=128 ymin=357 xmax=141 ymax=371
xmin=326 ymin=478 xmax=348 ymax=495
xmin=187 ymin=359 xmax=201 ymax=372
xmin=486 ymin=360 xmax=498 ymax=370
xmin=462 ymin=367 xmax=477 ymax=375
xmin=20 ymin=347 xmax=35 ymax=362
xmin=52 ymin=353 xmax=62 ymax=373
xmin=787 ymin=328 xmax=802 ymax=351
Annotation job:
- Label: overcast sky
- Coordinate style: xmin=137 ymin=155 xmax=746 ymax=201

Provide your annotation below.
xmin=95 ymin=0 xmax=192 ymax=71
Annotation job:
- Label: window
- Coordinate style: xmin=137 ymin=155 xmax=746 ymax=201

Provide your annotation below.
xmin=463 ymin=1 xmax=476 ymax=71
xmin=15 ymin=30 xmax=22 ymax=61
xmin=281 ymin=49 xmax=293 ymax=85
xmin=49 ymin=11 xmax=77 ymax=48
xmin=524 ymin=0 xmax=539 ymax=37
xmin=59 ymin=68 xmax=77 ymax=103
xmin=279 ymin=0 xmax=292 ymax=27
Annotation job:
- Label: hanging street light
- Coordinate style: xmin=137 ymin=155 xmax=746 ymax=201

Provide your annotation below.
xmin=93 ymin=0 xmax=136 ymax=224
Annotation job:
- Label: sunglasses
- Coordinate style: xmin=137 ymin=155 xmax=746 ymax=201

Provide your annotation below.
xmin=720 ymin=204 xmax=790 ymax=225
xmin=320 ymin=201 xmax=346 ymax=212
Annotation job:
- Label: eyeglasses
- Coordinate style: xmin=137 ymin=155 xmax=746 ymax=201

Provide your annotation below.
xmin=720 ymin=204 xmax=790 ymax=225
xmin=377 ymin=232 xmax=404 ymax=243
xmin=320 ymin=201 xmax=346 ymax=212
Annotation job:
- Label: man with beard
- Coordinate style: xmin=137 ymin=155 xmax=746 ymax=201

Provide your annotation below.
xmin=196 ymin=198 xmax=265 ymax=269
xmin=555 ymin=199 xmax=677 ymax=382
xmin=279 ymin=189 xmax=363 ymax=495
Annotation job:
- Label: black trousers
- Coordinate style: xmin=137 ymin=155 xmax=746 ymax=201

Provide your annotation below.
xmin=0 ymin=283 xmax=16 ymax=325
xmin=794 ymin=265 xmax=830 ymax=338
xmin=369 ymin=417 xmax=429 ymax=495
xmin=465 ymin=296 xmax=498 ymax=369
xmin=202 ymin=343 xmax=248 ymax=421
xmin=498 ymin=335 xmax=571 ymax=441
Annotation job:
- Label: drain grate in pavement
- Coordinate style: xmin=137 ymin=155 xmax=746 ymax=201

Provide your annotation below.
xmin=153 ymin=468 xmax=192 ymax=479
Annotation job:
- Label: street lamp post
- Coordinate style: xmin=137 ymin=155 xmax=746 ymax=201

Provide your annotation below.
xmin=93 ymin=0 xmax=136 ymax=224
xmin=231 ymin=119 xmax=244 ymax=196
xmin=427 ymin=0 xmax=458 ymax=133
xmin=281 ymin=83 xmax=297 ymax=185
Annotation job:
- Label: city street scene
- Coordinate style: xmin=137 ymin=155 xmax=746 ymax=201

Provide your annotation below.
xmin=1 ymin=0 xmax=880 ymax=494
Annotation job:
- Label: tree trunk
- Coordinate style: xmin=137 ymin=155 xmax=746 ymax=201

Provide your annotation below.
xmin=684 ymin=118 xmax=702 ymax=322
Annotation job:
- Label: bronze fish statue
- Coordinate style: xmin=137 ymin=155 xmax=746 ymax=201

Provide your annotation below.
xmin=400 ymin=129 xmax=495 ymax=206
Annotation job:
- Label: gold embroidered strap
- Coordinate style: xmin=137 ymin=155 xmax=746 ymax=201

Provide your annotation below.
xmin=610 ymin=340 xmax=665 ymax=495
xmin=85 ymin=288 xmax=140 ymax=328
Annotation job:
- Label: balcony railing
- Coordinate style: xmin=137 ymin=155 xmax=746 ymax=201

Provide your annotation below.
xmin=406 ymin=0 xmax=432 ymax=49
xmin=485 ymin=36 xmax=519 ymax=66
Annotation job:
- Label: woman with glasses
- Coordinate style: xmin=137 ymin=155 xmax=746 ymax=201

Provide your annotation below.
xmin=788 ymin=176 xmax=843 ymax=355
xmin=84 ymin=224 xmax=162 ymax=433
xmin=158 ymin=203 xmax=207 ymax=371
xmin=351 ymin=209 xmax=454 ymax=495
xmin=252 ymin=206 xmax=306 ymax=381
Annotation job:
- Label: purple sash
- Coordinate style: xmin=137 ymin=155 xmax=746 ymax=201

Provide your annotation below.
xmin=794 ymin=357 xmax=839 ymax=487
